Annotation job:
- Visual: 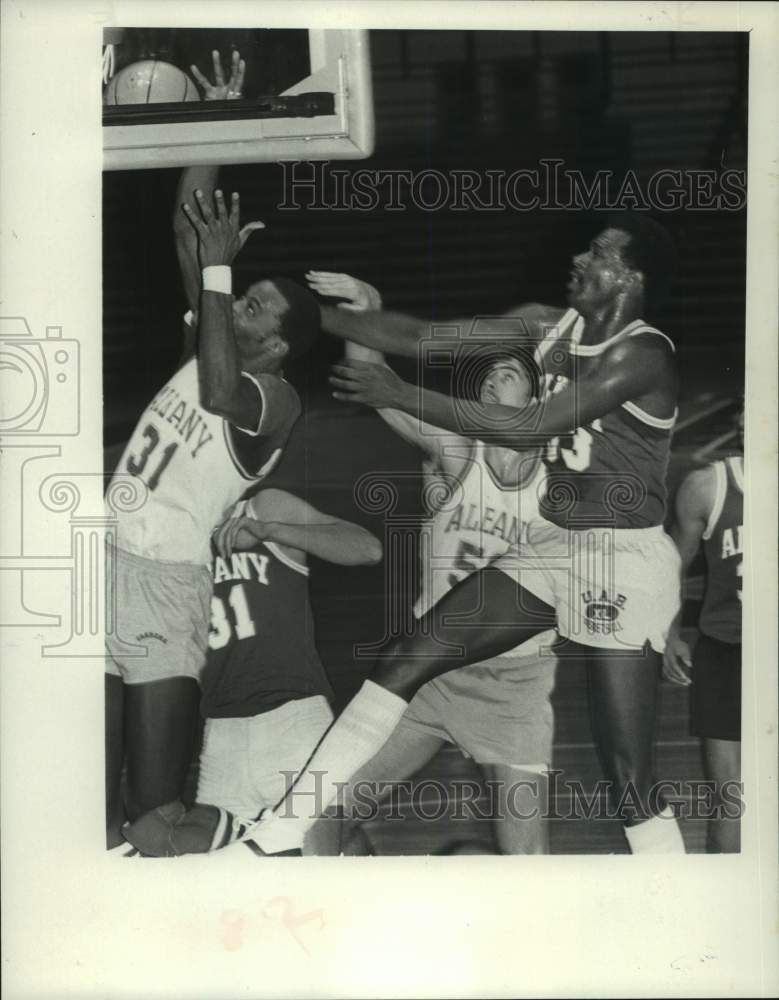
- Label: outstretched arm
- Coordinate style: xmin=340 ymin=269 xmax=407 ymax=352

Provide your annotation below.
xmin=306 ymin=269 xmax=385 ymax=364
xmin=308 ymin=271 xmax=452 ymax=455
xmin=174 ymin=51 xmax=262 ymax=362
xmin=320 ymin=305 xmax=428 ymax=358
xmin=329 ymin=334 xmax=674 ymax=449
xmin=320 ymin=301 xmax=557 ymax=359
xmin=662 ymin=466 xmax=714 ymax=686
xmin=213 ymin=488 xmax=383 ymax=566
xmin=183 ymin=187 xmax=272 ymax=435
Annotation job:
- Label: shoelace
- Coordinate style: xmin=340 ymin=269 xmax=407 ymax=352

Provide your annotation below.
xmin=209 ymin=809 xmax=258 ymax=851
xmin=236 ymin=808 xmax=271 ymax=844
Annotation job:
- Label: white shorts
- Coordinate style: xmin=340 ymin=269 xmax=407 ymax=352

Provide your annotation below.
xmin=402 ymin=641 xmax=557 ymax=769
xmin=104 ymin=545 xmax=211 ymax=684
xmin=195 ymin=695 xmax=334 ymax=823
xmin=493 ymin=518 xmax=681 ymax=654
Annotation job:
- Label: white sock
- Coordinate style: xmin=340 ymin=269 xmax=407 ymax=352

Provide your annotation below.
xmin=251 ymin=680 xmax=408 ymax=853
xmin=107 ymin=841 xmax=138 ymax=857
xmin=623 ymin=805 xmax=686 ymax=854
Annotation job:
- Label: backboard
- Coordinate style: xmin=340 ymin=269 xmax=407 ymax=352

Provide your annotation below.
xmin=102 ymin=28 xmax=374 ymax=170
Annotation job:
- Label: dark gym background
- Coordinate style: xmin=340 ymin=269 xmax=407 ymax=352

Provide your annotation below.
xmin=103 ymin=30 xmax=747 ymax=853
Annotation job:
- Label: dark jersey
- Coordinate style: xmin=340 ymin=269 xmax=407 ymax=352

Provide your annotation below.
xmin=540 ymin=317 xmax=676 ymax=530
xmin=200 ymin=540 xmax=334 ymax=719
xmin=699 ymin=456 xmax=743 ymax=645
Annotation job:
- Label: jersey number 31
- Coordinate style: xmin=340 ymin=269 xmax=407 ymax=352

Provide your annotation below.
xmin=209 ymin=584 xmax=257 ymax=649
xmin=126 ymin=423 xmax=179 ymax=490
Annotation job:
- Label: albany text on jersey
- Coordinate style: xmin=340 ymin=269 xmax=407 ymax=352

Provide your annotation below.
xmin=699 ymin=455 xmax=743 ymax=644
xmin=201 ymin=540 xmax=334 ymax=718
xmin=110 ymin=357 xmax=300 ymax=564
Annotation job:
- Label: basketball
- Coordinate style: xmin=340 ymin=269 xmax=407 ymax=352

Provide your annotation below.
xmin=104 ymin=60 xmax=200 ymax=105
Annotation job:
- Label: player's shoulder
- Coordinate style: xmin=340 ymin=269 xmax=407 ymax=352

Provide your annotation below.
xmin=676 ymin=463 xmax=719 ymax=515
xmin=246 ymin=370 xmax=303 ymax=425
xmin=172 ymin=352 xmax=198 ymax=376
xmin=436 ymin=431 xmax=475 ymax=456
xmin=249 ymin=367 xmax=299 ymax=390
xmin=258 ymin=370 xmax=302 ymax=399
xmin=623 ymin=322 xmax=675 ymax=355
xmin=433 ymin=434 xmax=477 ymax=477
xmin=503 ymin=303 xmax=568 ymax=339
xmin=605 ymin=322 xmax=676 ymax=370
xmin=683 ymin=462 xmax=719 ymax=490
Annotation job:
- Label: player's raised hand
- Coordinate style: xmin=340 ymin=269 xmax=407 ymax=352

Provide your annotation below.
xmin=330 ymin=358 xmax=406 ymax=409
xmin=306 ymin=271 xmax=382 ymax=311
xmin=191 ymin=49 xmax=246 ymax=100
xmin=182 ymin=188 xmax=242 ymax=268
xmin=662 ymin=629 xmax=692 ymax=686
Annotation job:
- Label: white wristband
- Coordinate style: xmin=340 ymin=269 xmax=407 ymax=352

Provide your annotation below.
xmin=202 ymin=266 xmax=232 ymax=295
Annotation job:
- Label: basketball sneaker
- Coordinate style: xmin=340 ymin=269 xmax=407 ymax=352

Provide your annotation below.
xmin=122 ymin=800 xmax=254 ymax=857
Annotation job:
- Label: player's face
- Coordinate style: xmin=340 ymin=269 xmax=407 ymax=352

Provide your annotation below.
xmin=480 ymin=359 xmax=532 ymax=407
xmin=232 ymin=281 xmax=290 ymax=366
xmin=567 ymin=228 xmax=636 ymax=311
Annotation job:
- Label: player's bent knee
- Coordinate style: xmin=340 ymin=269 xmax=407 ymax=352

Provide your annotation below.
xmin=370 ymin=655 xmax=437 ymax=700
xmin=368 ymin=633 xmax=466 ymax=700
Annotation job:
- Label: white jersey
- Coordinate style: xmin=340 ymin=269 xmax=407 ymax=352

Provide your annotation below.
xmin=414 ymin=440 xmax=552 ymax=657
xmin=110 ymin=357 xmax=300 ymax=565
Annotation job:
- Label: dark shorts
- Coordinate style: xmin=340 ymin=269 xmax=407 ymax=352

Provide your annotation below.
xmin=691 ymin=633 xmax=742 ymax=742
